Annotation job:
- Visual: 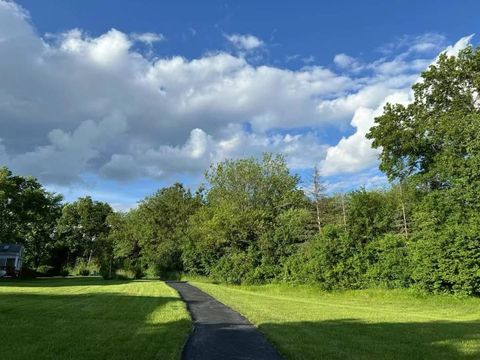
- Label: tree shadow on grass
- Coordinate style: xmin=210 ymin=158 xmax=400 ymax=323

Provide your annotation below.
xmin=0 ymin=277 xmax=135 ymax=287
xmin=0 ymin=291 xmax=191 ymax=360
xmin=260 ymin=319 xmax=480 ymax=360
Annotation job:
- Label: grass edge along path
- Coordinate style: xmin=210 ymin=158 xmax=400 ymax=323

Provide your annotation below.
xmin=0 ymin=278 xmax=191 ymax=360
xmin=191 ymin=281 xmax=480 ymax=360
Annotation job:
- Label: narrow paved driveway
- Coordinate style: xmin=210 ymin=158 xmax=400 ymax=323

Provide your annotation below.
xmin=167 ymin=281 xmax=284 ymax=360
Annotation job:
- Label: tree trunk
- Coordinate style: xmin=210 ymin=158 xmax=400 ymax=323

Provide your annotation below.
xmin=87 ymin=249 xmax=93 ymax=266
xmin=399 ymin=183 xmax=409 ymax=238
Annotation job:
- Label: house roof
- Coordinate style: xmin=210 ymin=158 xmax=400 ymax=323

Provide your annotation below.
xmin=0 ymin=244 xmax=23 ymax=254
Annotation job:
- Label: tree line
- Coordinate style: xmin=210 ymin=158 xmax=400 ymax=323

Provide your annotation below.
xmin=2 ymin=46 xmax=480 ymax=295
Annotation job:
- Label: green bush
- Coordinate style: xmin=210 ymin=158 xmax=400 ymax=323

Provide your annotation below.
xmin=144 ymin=266 xmax=159 ymax=279
xmin=69 ymin=260 xmax=100 ymax=276
xmin=365 ymin=234 xmax=411 ymax=288
xmin=284 ymin=225 xmax=364 ymax=289
xmin=411 ymin=222 xmax=480 ymax=296
xmin=210 ymin=250 xmax=259 ymax=284
xmin=36 ymin=265 xmax=56 ymax=277
xmin=59 ymin=268 xmax=69 ymax=277
xmin=115 ymin=268 xmax=136 ymax=280
xmin=99 ymin=258 xmax=120 ymax=279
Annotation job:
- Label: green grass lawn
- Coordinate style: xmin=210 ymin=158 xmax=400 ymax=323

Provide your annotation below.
xmin=0 ymin=278 xmax=191 ymax=360
xmin=192 ymin=281 xmax=480 ymax=360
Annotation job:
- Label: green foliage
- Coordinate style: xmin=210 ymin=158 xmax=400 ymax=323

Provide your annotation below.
xmin=56 ymin=196 xmax=113 ymax=270
xmin=0 ymin=167 xmax=62 ymax=267
xmin=59 ymin=268 xmax=69 ymax=277
xmin=367 ymin=47 xmax=480 ymax=184
xmin=367 ymin=46 xmax=480 ymax=294
xmin=105 ymin=211 xmax=141 ymax=278
xmin=210 ymin=250 xmax=259 ymax=284
xmin=114 ymin=268 xmax=137 ymax=280
xmin=36 ymin=265 xmax=56 ymax=277
xmin=365 ymin=234 xmax=411 ymax=288
xmin=411 ymin=217 xmax=480 ymax=296
xmin=346 ymin=188 xmax=396 ymax=243
xmin=5 ymin=38 xmax=480 ymax=300
xmin=284 ymin=225 xmax=364 ymax=289
xmin=183 ymin=154 xmax=308 ymax=284
xmin=135 ymin=183 xmax=200 ymax=272
xmin=69 ymin=259 xmax=100 ymax=276
xmin=107 ymin=183 xmax=201 ymax=279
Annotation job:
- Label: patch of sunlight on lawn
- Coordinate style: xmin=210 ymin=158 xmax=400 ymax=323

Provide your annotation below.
xmin=193 ymin=282 xmax=480 ymax=360
xmin=0 ymin=278 xmax=191 ymax=360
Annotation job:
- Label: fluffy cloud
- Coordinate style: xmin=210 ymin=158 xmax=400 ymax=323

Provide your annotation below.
xmin=321 ymin=93 xmax=410 ymax=176
xmin=322 ymin=35 xmax=473 ymax=176
xmin=333 ymin=53 xmax=357 ymax=68
xmin=10 ymin=114 xmax=127 ymax=184
xmin=100 ymin=125 xmax=329 ymax=181
xmin=0 ymin=1 xmax=472 ymax=189
xmin=225 ymin=33 xmax=264 ymax=50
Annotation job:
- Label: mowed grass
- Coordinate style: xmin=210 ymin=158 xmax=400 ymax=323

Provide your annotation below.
xmin=192 ymin=281 xmax=480 ymax=360
xmin=0 ymin=278 xmax=191 ymax=360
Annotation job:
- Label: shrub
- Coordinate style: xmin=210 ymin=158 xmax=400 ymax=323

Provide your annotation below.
xmin=59 ymin=268 xmax=69 ymax=277
xmin=36 ymin=265 xmax=56 ymax=277
xmin=144 ymin=265 xmax=159 ymax=279
xmin=99 ymin=260 xmax=120 ymax=279
xmin=365 ymin=234 xmax=411 ymax=288
xmin=70 ymin=259 xmax=100 ymax=276
xmin=411 ymin=221 xmax=480 ymax=296
xmin=115 ymin=268 xmax=136 ymax=280
xmin=283 ymin=225 xmax=364 ymax=289
xmin=210 ymin=250 xmax=259 ymax=284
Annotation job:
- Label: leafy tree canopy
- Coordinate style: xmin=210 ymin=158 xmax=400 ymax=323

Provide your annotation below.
xmin=0 ymin=167 xmax=62 ymax=266
xmin=368 ymin=46 xmax=480 ymax=188
xmin=56 ymin=196 xmax=112 ymax=265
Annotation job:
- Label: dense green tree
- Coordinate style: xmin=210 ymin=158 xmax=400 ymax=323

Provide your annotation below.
xmin=184 ymin=154 xmax=309 ymax=283
xmin=56 ymin=196 xmax=113 ymax=268
xmin=5 ymin=41 xmax=480 ymax=298
xmin=367 ymin=47 xmax=480 ymax=186
xmin=0 ymin=167 xmax=62 ymax=267
xmin=137 ymin=183 xmax=201 ymax=276
xmin=368 ymin=46 xmax=480 ymax=294
xmin=106 ymin=211 xmax=144 ymax=277
xmin=346 ymin=188 xmax=396 ymax=244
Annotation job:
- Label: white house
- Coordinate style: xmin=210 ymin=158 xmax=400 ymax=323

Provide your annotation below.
xmin=0 ymin=244 xmax=24 ymax=277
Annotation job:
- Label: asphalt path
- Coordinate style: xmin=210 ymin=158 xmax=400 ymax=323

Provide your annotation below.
xmin=167 ymin=281 xmax=284 ymax=360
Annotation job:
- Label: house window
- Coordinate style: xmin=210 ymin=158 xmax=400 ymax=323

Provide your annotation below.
xmin=0 ymin=258 xmax=5 ymax=267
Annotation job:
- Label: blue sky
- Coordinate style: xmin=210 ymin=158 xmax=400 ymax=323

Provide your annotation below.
xmin=15 ymin=0 xmax=478 ymax=63
xmin=0 ymin=0 xmax=477 ymax=209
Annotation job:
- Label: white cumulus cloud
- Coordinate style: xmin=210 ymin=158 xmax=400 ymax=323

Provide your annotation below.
xmin=225 ymin=33 xmax=264 ymax=50
xmin=321 ymin=35 xmax=473 ymax=176
xmin=0 ymin=0 xmax=472 ymax=191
